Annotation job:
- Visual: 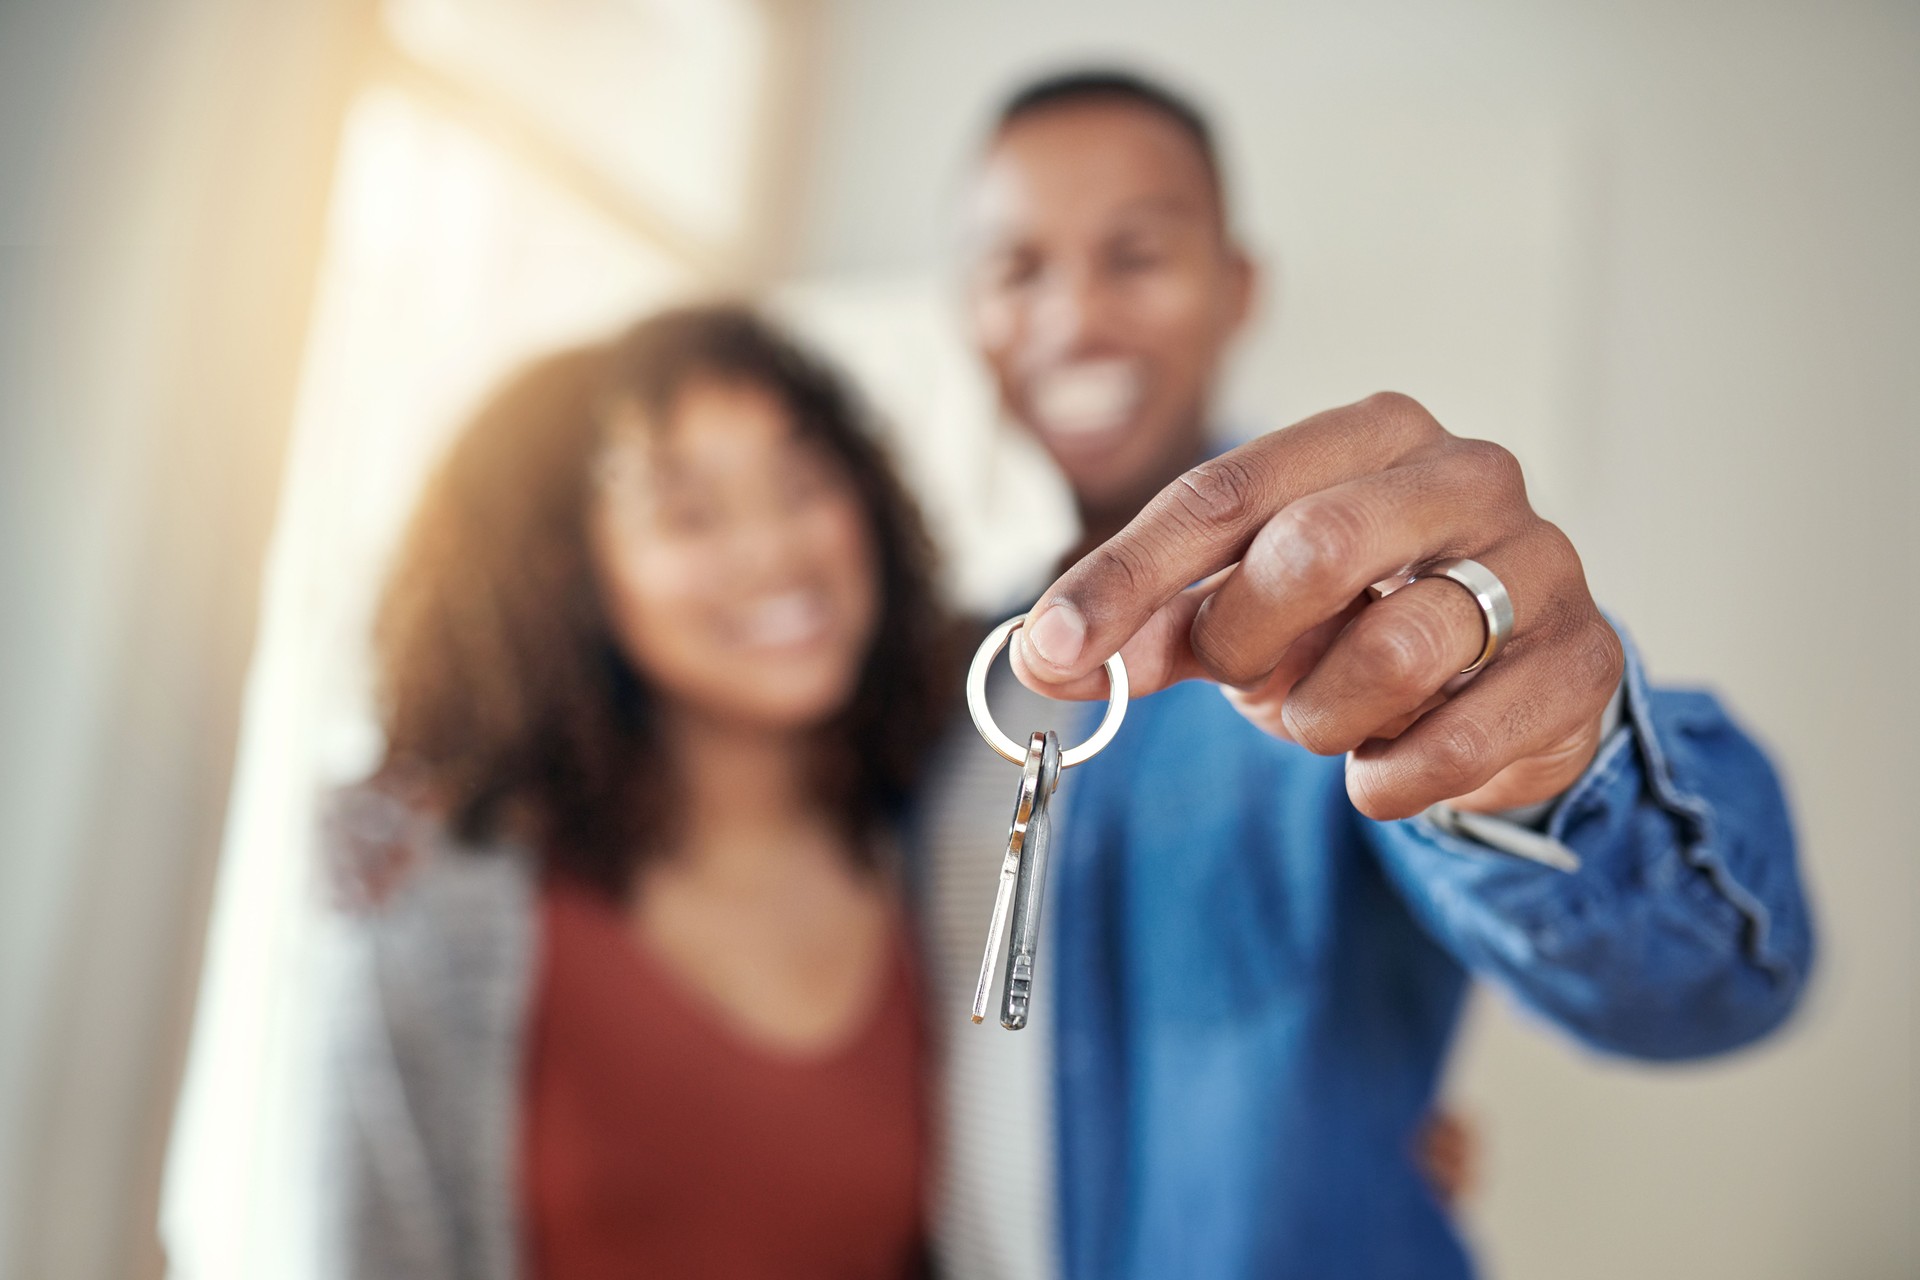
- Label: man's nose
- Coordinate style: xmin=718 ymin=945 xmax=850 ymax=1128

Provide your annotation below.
xmin=1029 ymin=264 xmax=1111 ymax=359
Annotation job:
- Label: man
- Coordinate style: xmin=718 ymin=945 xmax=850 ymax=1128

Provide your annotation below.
xmin=916 ymin=70 xmax=1810 ymax=1279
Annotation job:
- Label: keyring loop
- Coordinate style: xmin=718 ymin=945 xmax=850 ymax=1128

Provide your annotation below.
xmin=967 ymin=616 xmax=1129 ymax=768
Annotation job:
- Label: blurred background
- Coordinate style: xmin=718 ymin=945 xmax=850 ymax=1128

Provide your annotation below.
xmin=1 ymin=1 xmax=1914 ymax=1277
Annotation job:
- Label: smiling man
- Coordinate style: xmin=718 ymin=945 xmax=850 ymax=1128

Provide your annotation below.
xmin=915 ymin=70 xmax=1813 ymax=1280
xmin=965 ymin=74 xmax=1252 ymax=553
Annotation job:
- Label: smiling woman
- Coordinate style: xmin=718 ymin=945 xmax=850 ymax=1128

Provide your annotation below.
xmin=371 ymin=307 xmax=954 ymax=895
xmin=320 ymin=306 xmax=956 ymax=1279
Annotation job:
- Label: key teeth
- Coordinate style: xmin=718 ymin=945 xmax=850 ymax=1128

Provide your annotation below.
xmin=1002 ymin=956 xmax=1033 ymax=1029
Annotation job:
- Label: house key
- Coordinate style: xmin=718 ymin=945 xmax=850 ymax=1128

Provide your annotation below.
xmin=970 ymin=730 xmax=1047 ymax=1024
xmin=966 ymin=616 xmax=1129 ymax=1029
xmin=1000 ymin=730 xmax=1061 ymax=1029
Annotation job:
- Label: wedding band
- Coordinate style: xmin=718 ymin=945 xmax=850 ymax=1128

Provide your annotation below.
xmin=1411 ymin=558 xmax=1514 ymax=675
xmin=967 ymin=616 xmax=1129 ymax=768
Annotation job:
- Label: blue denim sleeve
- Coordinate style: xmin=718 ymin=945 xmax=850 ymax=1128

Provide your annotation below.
xmin=1365 ymin=628 xmax=1814 ymax=1061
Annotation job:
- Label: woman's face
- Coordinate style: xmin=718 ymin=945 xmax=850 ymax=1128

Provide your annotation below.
xmin=589 ymin=378 xmax=882 ymax=735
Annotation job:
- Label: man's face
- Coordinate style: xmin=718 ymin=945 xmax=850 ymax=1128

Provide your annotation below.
xmin=964 ymin=99 xmax=1255 ymax=524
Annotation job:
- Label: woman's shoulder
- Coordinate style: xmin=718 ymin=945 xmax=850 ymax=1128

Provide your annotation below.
xmin=318 ymin=781 xmax=539 ymax=982
xmin=310 ymin=785 xmax=532 ymax=1280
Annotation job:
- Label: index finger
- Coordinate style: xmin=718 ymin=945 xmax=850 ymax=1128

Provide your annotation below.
xmin=1014 ymin=393 xmax=1441 ymax=686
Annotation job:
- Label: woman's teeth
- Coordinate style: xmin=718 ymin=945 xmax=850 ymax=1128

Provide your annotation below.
xmin=737 ymin=591 xmax=830 ymax=649
xmin=1031 ymin=359 xmax=1144 ymax=438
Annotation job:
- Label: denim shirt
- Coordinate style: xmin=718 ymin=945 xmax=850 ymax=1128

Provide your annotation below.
xmin=921 ymin=627 xmax=1812 ymax=1279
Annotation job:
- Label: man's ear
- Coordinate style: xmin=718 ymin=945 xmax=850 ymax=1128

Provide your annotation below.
xmin=1224 ymin=242 xmax=1262 ymax=337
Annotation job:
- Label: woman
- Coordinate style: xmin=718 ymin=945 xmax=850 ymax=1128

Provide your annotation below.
xmin=319 ymin=305 xmax=954 ymax=1279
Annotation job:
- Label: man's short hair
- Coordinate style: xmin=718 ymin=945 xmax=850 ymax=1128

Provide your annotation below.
xmin=993 ymin=68 xmax=1227 ymax=219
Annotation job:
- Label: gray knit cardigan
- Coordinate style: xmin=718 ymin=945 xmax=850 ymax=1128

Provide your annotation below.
xmin=316 ymin=823 xmax=536 ymax=1280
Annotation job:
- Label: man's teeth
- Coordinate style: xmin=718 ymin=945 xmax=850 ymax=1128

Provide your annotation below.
xmin=739 ymin=592 xmax=828 ymax=647
xmin=1032 ymin=360 xmax=1144 ymax=438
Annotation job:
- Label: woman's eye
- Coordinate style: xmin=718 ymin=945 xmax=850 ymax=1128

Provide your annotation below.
xmin=779 ymin=459 xmax=839 ymax=510
xmin=654 ymin=494 xmax=720 ymax=533
xmin=1109 ymin=242 xmax=1167 ymax=274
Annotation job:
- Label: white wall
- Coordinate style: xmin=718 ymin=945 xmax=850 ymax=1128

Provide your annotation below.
xmin=787 ymin=2 xmax=1919 ymax=1275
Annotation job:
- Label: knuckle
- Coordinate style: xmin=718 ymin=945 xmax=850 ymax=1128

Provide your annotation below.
xmin=1084 ymin=536 xmax=1159 ymax=605
xmin=1573 ymin=618 xmax=1625 ymax=696
xmin=1456 ymin=437 xmax=1527 ymax=498
xmin=1192 ymin=637 xmax=1265 ymax=690
xmin=1422 ymin=714 xmax=1497 ymax=796
xmin=1522 ymin=522 xmax=1591 ymax=638
xmin=1187 ymin=615 xmax=1265 ymax=687
xmin=1361 ymin=389 xmax=1425 ymax=423
xmin=1185 ymin=588 xmax=1273 ymax=688
xmin=1363 ymin=390 xmax=1444 ymax=445
xmin=1533 ymin=518 xmax=1581 ymax=577
xmin=1264 ymin=495 xmax=1368 ymax=584
xmin=1281 ymin=695 xmax=1349 ymax=757
xmin=1169 ymin=454 xmax=1263 ymax=532
xmin=1353 ymin=608 xmax=1449 ymax=698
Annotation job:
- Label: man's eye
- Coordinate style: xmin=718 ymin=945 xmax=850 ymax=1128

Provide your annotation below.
xmin=992 ymin=252 xmax=1042 ymax=289
xmin=1109 ymin=243 xmax=1167 ymax=274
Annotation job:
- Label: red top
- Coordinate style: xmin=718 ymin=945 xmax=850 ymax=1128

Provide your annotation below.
xmin=520 ymin=880 xmax=929 ymax=1280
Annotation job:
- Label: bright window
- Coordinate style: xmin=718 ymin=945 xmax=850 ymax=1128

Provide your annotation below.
xmin=160 ymin=6 xmax=780 ymax=1274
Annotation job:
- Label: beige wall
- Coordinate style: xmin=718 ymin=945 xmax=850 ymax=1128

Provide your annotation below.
xmin=788 ymin=2 xmax=1919 ymax=1275
xmin=0 ymin=3 xmax=373 ymax=1276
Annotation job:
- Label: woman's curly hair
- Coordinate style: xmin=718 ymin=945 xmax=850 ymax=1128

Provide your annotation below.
xmin=369 ymin=304 xmax=957 ymax=897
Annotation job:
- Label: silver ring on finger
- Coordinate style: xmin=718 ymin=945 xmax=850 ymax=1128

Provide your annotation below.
xmin=1408 ymin=557 xmax=1514 ymax=675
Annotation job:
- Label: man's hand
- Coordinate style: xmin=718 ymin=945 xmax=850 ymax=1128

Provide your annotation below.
xmin=1011 ymin=393 xmax=1623 ymax=820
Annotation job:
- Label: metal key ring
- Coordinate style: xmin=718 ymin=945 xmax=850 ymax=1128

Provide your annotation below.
xmin=967 ymin=616 xmax=1129 ymax=768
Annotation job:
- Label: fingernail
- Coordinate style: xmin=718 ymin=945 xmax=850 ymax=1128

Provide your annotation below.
xmin=1025 ymin=602 xmax=1086 ymax=671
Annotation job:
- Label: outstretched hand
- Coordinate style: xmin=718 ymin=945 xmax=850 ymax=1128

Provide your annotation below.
xmin=1010 ymin=393 xmax=1622 ymax=820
